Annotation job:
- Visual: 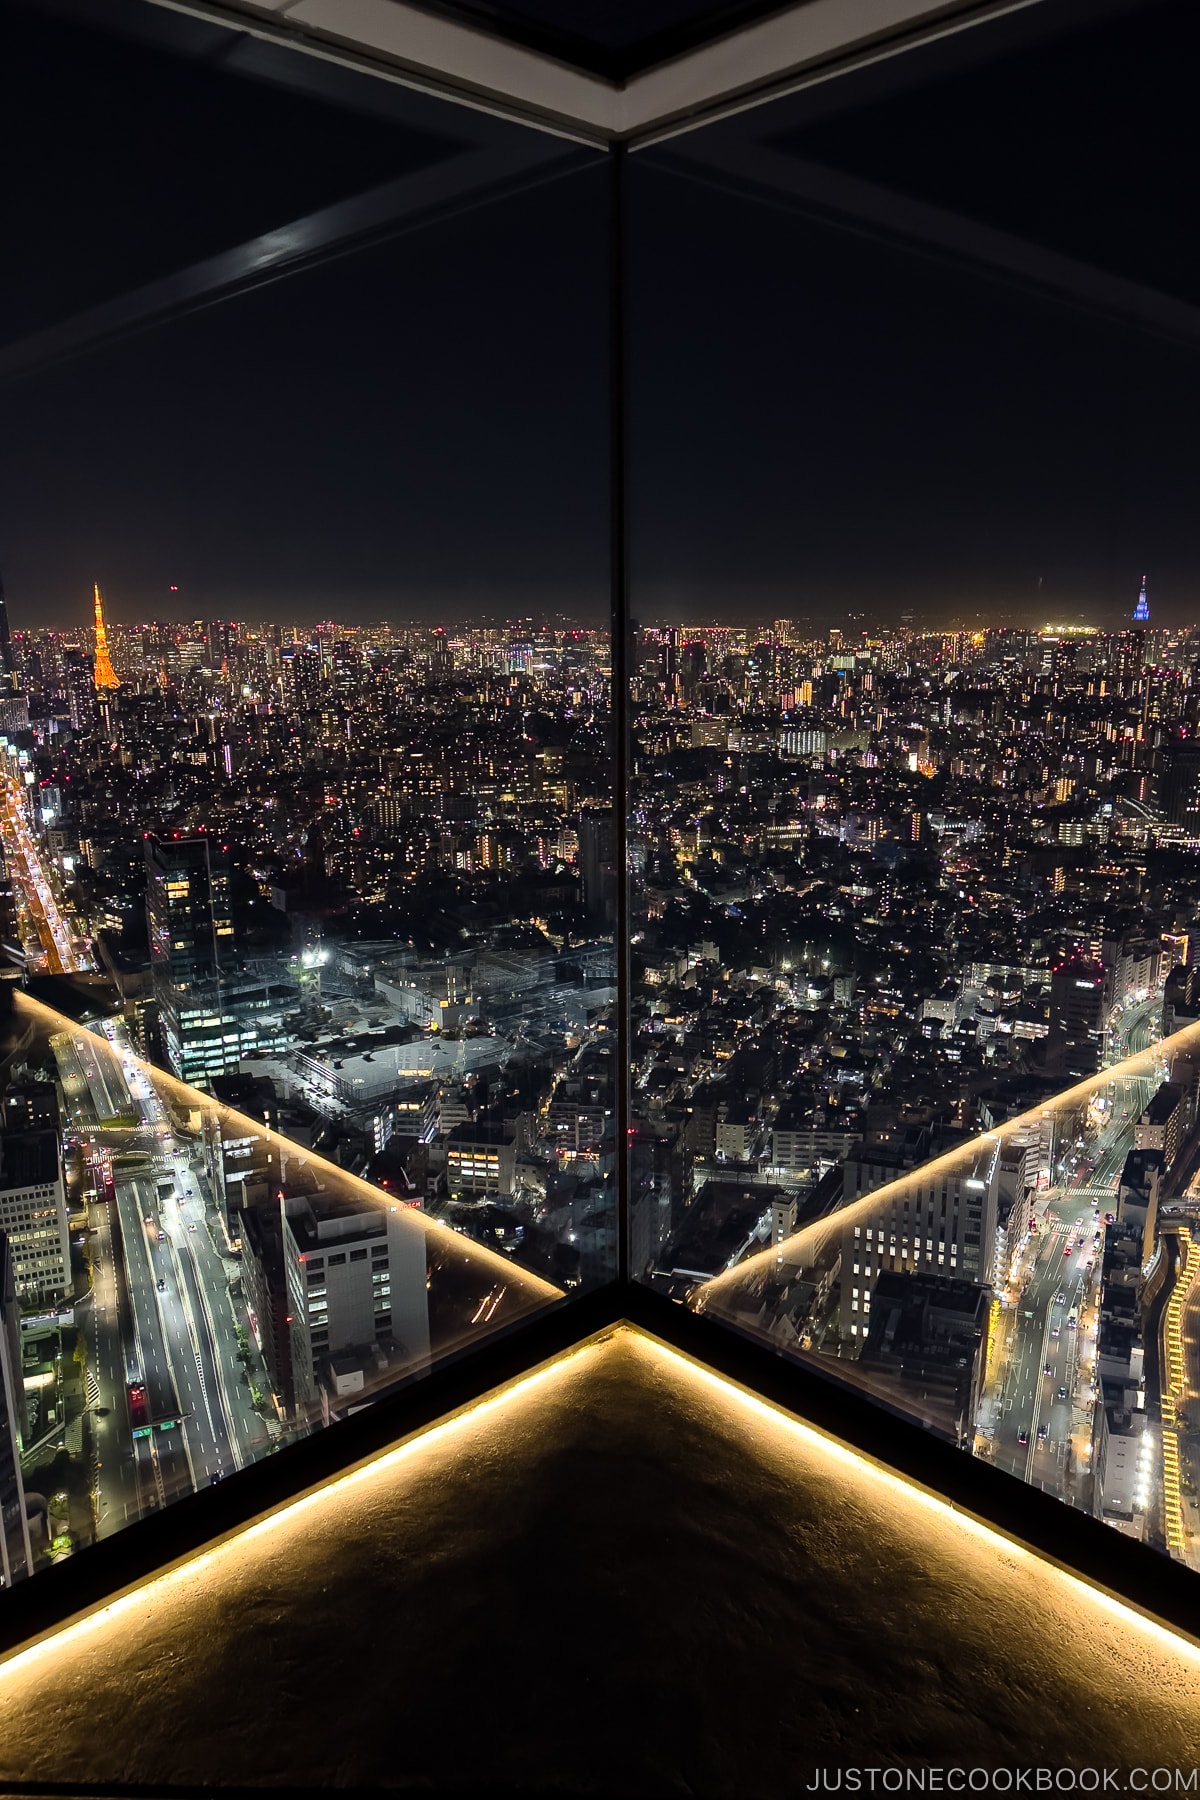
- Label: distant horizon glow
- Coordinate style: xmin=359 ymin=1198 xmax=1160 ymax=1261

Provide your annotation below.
xmin=7 ymin=598 xmax=1199 ymax=638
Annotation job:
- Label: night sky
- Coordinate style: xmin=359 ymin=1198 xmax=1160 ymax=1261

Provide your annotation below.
xmin=3 ymin=0 xmax=1199 ymax=633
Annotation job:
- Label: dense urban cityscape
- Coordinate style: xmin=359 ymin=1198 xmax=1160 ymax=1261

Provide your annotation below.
xmin=1 ymin=576 xmax=1200 ymax=1585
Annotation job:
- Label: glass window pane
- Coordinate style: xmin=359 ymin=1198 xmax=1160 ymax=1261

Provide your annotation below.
xmin=0 ymin=0 xmax=613 ymax=1584
xmin=629 ymin=0 xmax=1200 ymax=1563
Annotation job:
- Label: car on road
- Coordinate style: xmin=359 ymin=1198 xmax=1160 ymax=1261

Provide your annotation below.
xmin=1037 ymin=1425 xmax=1049 ymax=1442
xmin=1057 ymin=1385 xmax=1068 ymax=1400
xmin=156 ymin=1229 xmax=166 ymax=1241
xmin=1017 ymin=1428 xmax=1029 ymax=1445
xmin=1068 ymin=1312 xmax=1077 ymax=1329
xmin=1044 ymin=1363 xmax=1053 ymax=1376
xmin=157 ymin=1278 xmax=167 ymax=1292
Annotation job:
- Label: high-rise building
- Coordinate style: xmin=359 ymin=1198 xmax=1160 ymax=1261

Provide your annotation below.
xmin=279 ymin=644 xmax=321 ymax=713
xmin=431 ymin=628 xmax=452 ymax=681
xmin=1160 ymin=735 xmax=1200 ymax=836
xmin=841 ymin=1139 xmax=1000 ymax=1342
xmin=146 ymin=834 xmax=231 ymax=994
xmin=146 ymin=834 xmax=231 ymax=1079
xmin=206 ymin=619 xmax=237 ymax=671
xmin=0 ymin=1088 xmax=69 ymax=1306
xmin=0 ymin=695 xmax=29 ymax=736
xmin=241 ymin=1187 xmax=430 ymax=1422
xmin=61 ymin=649 xmax=95 ymax=732
xmin=0 ymin=576 xmax=17 ymax=695
xmin=1133 ymin=575 xmax=1150 ymax=622
xmin=0 ymin=1235 xmax=31 ymax=1586
xmin=146 ymin=834 xmax=290 ymax=1082
xmin=577 ymin=808 xmax=615 ymax=924
xmin=679 ymin=639 xmax=707 ymax=703
xmin=1049 ymin=958 xmax=1110 ymax=1078
xmin=92 ymin=583 xmax=119 ymax=690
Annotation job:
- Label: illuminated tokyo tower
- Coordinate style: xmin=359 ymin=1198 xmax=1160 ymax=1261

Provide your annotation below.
xmin=92 ymin=583 xmax=119 ymax=689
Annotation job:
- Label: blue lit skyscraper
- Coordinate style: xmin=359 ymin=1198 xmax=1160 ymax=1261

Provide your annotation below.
xmin=1133 ymin=575 xmax=1150 ymax=621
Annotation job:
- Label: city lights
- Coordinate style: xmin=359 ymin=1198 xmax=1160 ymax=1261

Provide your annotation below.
xmin=0 ymin=585 xmax=1196 ymax=1602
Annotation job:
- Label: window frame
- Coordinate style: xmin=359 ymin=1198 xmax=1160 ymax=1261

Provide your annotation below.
xmin=3 ymin=0 xmax=1199 ymax=1670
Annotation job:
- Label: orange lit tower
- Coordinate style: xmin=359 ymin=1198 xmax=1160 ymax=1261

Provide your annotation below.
xmin=92 ymin=583 xmax=119 ymax=689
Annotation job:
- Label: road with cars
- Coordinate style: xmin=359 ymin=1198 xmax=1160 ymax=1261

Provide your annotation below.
xmin=981 ymin=994 xmax=1163 ymax=1503
xmin=0 ymin=771 xmax=92 ymax=972
xmin=991 ymin=1199 xmax=1100 ymax=1497
xmin=102 ymin=1021 xmax=267 ymax=1490
xmin=72 ymin=1015 xmax=276 ymax=1536
xmin=86 ymin=1180 xmax=146 ymax=1538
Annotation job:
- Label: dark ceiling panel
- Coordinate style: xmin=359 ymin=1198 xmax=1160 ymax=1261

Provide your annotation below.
xmin=0 ymin=0 xmax=470 ymax=346
xmin=766 ymin=0 xmax=1200 ymax=310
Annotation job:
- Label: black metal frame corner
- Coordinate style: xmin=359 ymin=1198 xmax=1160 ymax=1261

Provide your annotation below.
xmin=2 ymin=30 xmax=1197 ymax=1690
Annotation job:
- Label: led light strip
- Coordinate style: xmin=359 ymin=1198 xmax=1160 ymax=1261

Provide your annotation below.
xmin=16 ymin=991 xmax=562 ymax=1302
xmin=636 ymin=1332 xmax=1200 ymax=1668
xmin=704 ymin=1007 xmax=1191 ymax=1300
xmin=1 ymin=1325 xmax=1197 ymax=1695
xmin=0 ymin=1336 xmax=601 ymax=1683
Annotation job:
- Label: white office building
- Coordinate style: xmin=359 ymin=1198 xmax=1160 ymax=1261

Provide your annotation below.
xmin=841 ymin=1140 xmax=1000 ymax=1342
xmin=282 ymin=1190 xmax=431 ymax=1417
xmin=0 ymin=1130 xmax=69 ymax=1306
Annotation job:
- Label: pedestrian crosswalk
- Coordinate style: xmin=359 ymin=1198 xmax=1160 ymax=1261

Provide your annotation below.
xmin=86 ymin=1369 xmax=101 ymax=1409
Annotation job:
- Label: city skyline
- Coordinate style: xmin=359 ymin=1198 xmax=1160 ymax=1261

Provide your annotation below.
xmin=1 ymin=439 xmax=1199 ymax=1613
xmin=0 ymin=574 xmax=1186 ymax=637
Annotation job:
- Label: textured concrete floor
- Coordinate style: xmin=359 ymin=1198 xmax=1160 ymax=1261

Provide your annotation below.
xmin=0 ymin=1326 xmax=1198 ymax=1794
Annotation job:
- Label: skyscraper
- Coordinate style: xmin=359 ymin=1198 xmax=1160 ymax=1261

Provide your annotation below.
xmin=61 ymin=649 xmax=95 ymax=732
xmin=145 ymin=835 xmax=289 ymax=1082
xmin=0 ymin=576 xmax=16 ymax=695
xmin=1160 ymin=735 xmax=1200 ymax=837
xmin=578 ymin=807 xmax=615 ymax=924
xmin=0 ymin=1235 xmax=31 ymax=1587
xmin=92 ymin=583 xmax=119 ymax=690
xmin=146 ymin=834 xmax=233 ymax=1078
xmin=1049 ymin=958 xmax=1110 ymax=1078
xmin=1133 ymin=575 xmax=1150 ymax=622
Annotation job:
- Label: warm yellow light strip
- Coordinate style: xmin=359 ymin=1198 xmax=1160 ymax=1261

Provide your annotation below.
xmin=635 ymin=1331 xmax=1200 ymax=1666
xmin=17 ymin=991 xmax=562 ymax=1303
xmin=0 ymin=1333 xmax=603 ymax=1683
xmin=702 ymin=1010 xmax=1192 ymax=1301
xmin=1 ymin=1323 xmax=1198 ymax=1690
xmin=1160 ymin=1230 xmax=1198 ymax=1556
